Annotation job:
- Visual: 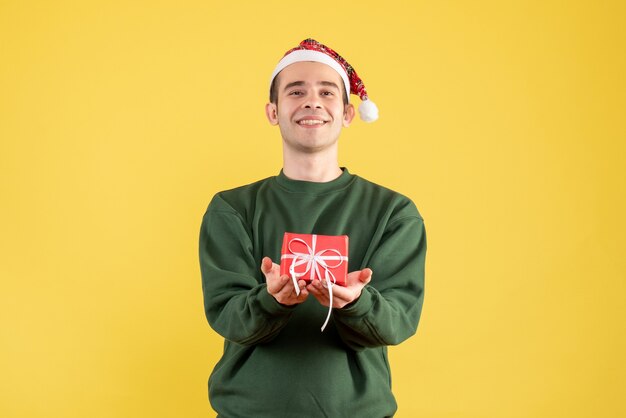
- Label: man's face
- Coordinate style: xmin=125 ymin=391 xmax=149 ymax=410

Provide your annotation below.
xmin=266 ymin=61 xmax=355 ymax=154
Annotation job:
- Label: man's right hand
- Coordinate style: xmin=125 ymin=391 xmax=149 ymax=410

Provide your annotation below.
xmin=262 ymin=257 xmax=309 ymax=306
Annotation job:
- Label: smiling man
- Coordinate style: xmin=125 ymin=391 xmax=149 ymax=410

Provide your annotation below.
xmin=268 ymin=61 xmax=352 ymax=159
xmin=199 ymin=39 xmax=426 ymax=418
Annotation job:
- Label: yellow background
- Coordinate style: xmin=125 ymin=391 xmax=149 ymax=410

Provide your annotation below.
xmin=1 ymin=1 xmax=624 ymax=417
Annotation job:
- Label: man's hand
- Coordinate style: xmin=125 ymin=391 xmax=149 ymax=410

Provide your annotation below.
xmin=307 ymin=268 xmax=372 ymax=309
xmin=262 ymin=257 xmax=309 ymax=306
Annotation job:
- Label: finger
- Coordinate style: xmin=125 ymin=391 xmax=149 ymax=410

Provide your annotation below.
xmin=306 ymin=282 xmax=319 ymax=296
xmin=359 ymin=268 xmax=373 ymax=283
xmin=269 ymin=274 xmax=291 ymax=294
xmin=328 ymin=285 xmax=352 ymax=302
xmin=269 ymin=262 xmax=281 ymax=276
xmin=308 ymin=281 xmax=330 ymax=301
xmin=279 ymin=274 xmax=292 ymax=288
xmin=298 ymin=286 xmax=309 ymax=299
xmin=307 ymin=280 xmax=322 ymax=293
xmin=283 ymin=274 xmax=305 ymax=295
xmin=261 ymin=257 xmax=273 ymax=274
xmin=278 ymin=276 xmax=308 ymax=302
xmin=333 ymin=281 xmax=367 ymax=303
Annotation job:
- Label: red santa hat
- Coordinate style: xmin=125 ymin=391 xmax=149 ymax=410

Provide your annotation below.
xmin=270 ymin=38 xmax=379 ymax=122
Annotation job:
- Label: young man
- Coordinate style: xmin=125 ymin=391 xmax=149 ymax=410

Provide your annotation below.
xmin=199 ymin=39 xmax=426 ymax=418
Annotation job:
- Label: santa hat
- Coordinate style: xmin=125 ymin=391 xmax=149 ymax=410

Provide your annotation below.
xmin=270 ymin=38 xmax=379 ymax=122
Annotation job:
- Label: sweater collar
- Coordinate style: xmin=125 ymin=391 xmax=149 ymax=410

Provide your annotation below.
xmin=275 ymin=167 xmax=354 ymax=194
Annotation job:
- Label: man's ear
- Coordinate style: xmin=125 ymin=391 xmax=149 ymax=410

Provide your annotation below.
xmin=343 ymin=104 xmax=356 ymax=127
xmin=265 ymin=102 xmax=279 ymax=125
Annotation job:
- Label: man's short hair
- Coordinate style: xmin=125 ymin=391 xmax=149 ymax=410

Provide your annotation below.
xmin=269 ymin=73 xmax=349 ymax=106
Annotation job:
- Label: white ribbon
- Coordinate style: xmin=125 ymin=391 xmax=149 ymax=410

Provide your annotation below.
xmin=281 ymin=235 xmax=348 ymax=331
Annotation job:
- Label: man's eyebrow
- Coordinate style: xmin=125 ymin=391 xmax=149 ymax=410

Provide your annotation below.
xmin=283 ymin=81 xmax=305 ymax=90
xmin=319 ymin=81 xmax=340 ymax=90
xmin=282 ymin=81 xmax=341 ymax=91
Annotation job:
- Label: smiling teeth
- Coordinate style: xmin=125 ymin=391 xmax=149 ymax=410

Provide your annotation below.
xmin=298 ymin=120 xmax=325 ymax=125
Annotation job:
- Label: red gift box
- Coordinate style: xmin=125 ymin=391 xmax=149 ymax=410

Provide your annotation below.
xmin=280 ymin=232 xmax=349 ymax=287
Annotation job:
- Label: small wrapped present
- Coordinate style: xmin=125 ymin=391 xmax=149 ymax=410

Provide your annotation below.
xmin=280 ymin=232 xmax=349 ymax=286
xmin=280 ymin=232 xmax=349 ymax=331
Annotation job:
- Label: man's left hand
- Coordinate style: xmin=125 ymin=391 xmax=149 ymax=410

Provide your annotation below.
xmin=307 ymin=268 xmax=372 ymax=309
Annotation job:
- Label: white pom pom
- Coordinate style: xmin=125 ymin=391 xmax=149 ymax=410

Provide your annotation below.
xmin=358 ymin=99 xmax=379 ymax=122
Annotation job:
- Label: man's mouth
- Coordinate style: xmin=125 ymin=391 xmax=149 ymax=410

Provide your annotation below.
xmin=296 ymin=117 xmax=328 ymax=126
xmin=298 ymin=119 xmax=326 ymax=126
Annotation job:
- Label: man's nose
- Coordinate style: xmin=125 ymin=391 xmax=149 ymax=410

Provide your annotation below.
xmin=303 ymin=94 xmax=322 ymax=109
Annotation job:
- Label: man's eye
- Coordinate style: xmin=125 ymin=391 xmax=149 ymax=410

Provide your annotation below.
xmin=322 ymin=91 xmax=334 ymax=96
xmin=289 ymin=91 xmax=303 ymax=96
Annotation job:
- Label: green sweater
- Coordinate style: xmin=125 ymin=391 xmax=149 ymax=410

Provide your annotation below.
xmin=199 ymin=168 xmax=426 ymax=418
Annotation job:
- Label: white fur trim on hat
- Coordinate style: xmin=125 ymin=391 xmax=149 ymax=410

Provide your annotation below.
xmin=269 ymin=50 xmax=352 ymax=103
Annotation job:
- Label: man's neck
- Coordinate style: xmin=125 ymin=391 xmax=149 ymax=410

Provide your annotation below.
xmin=282 ymin=148 xmax=342 ymax=183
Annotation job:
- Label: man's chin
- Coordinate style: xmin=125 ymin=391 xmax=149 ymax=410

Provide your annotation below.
xmin=283 ymin=138 xmax=340 ymax=154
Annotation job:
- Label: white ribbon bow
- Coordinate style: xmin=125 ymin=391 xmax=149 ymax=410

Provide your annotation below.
xmin=281 ymin=235 xmax=348 ymax=331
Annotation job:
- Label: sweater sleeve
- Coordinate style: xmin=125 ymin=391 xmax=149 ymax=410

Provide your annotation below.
xmin=332 ymin=212 xmax=426 ymax=351
xmin=199 ymin=195 xmax=295 ymax=346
